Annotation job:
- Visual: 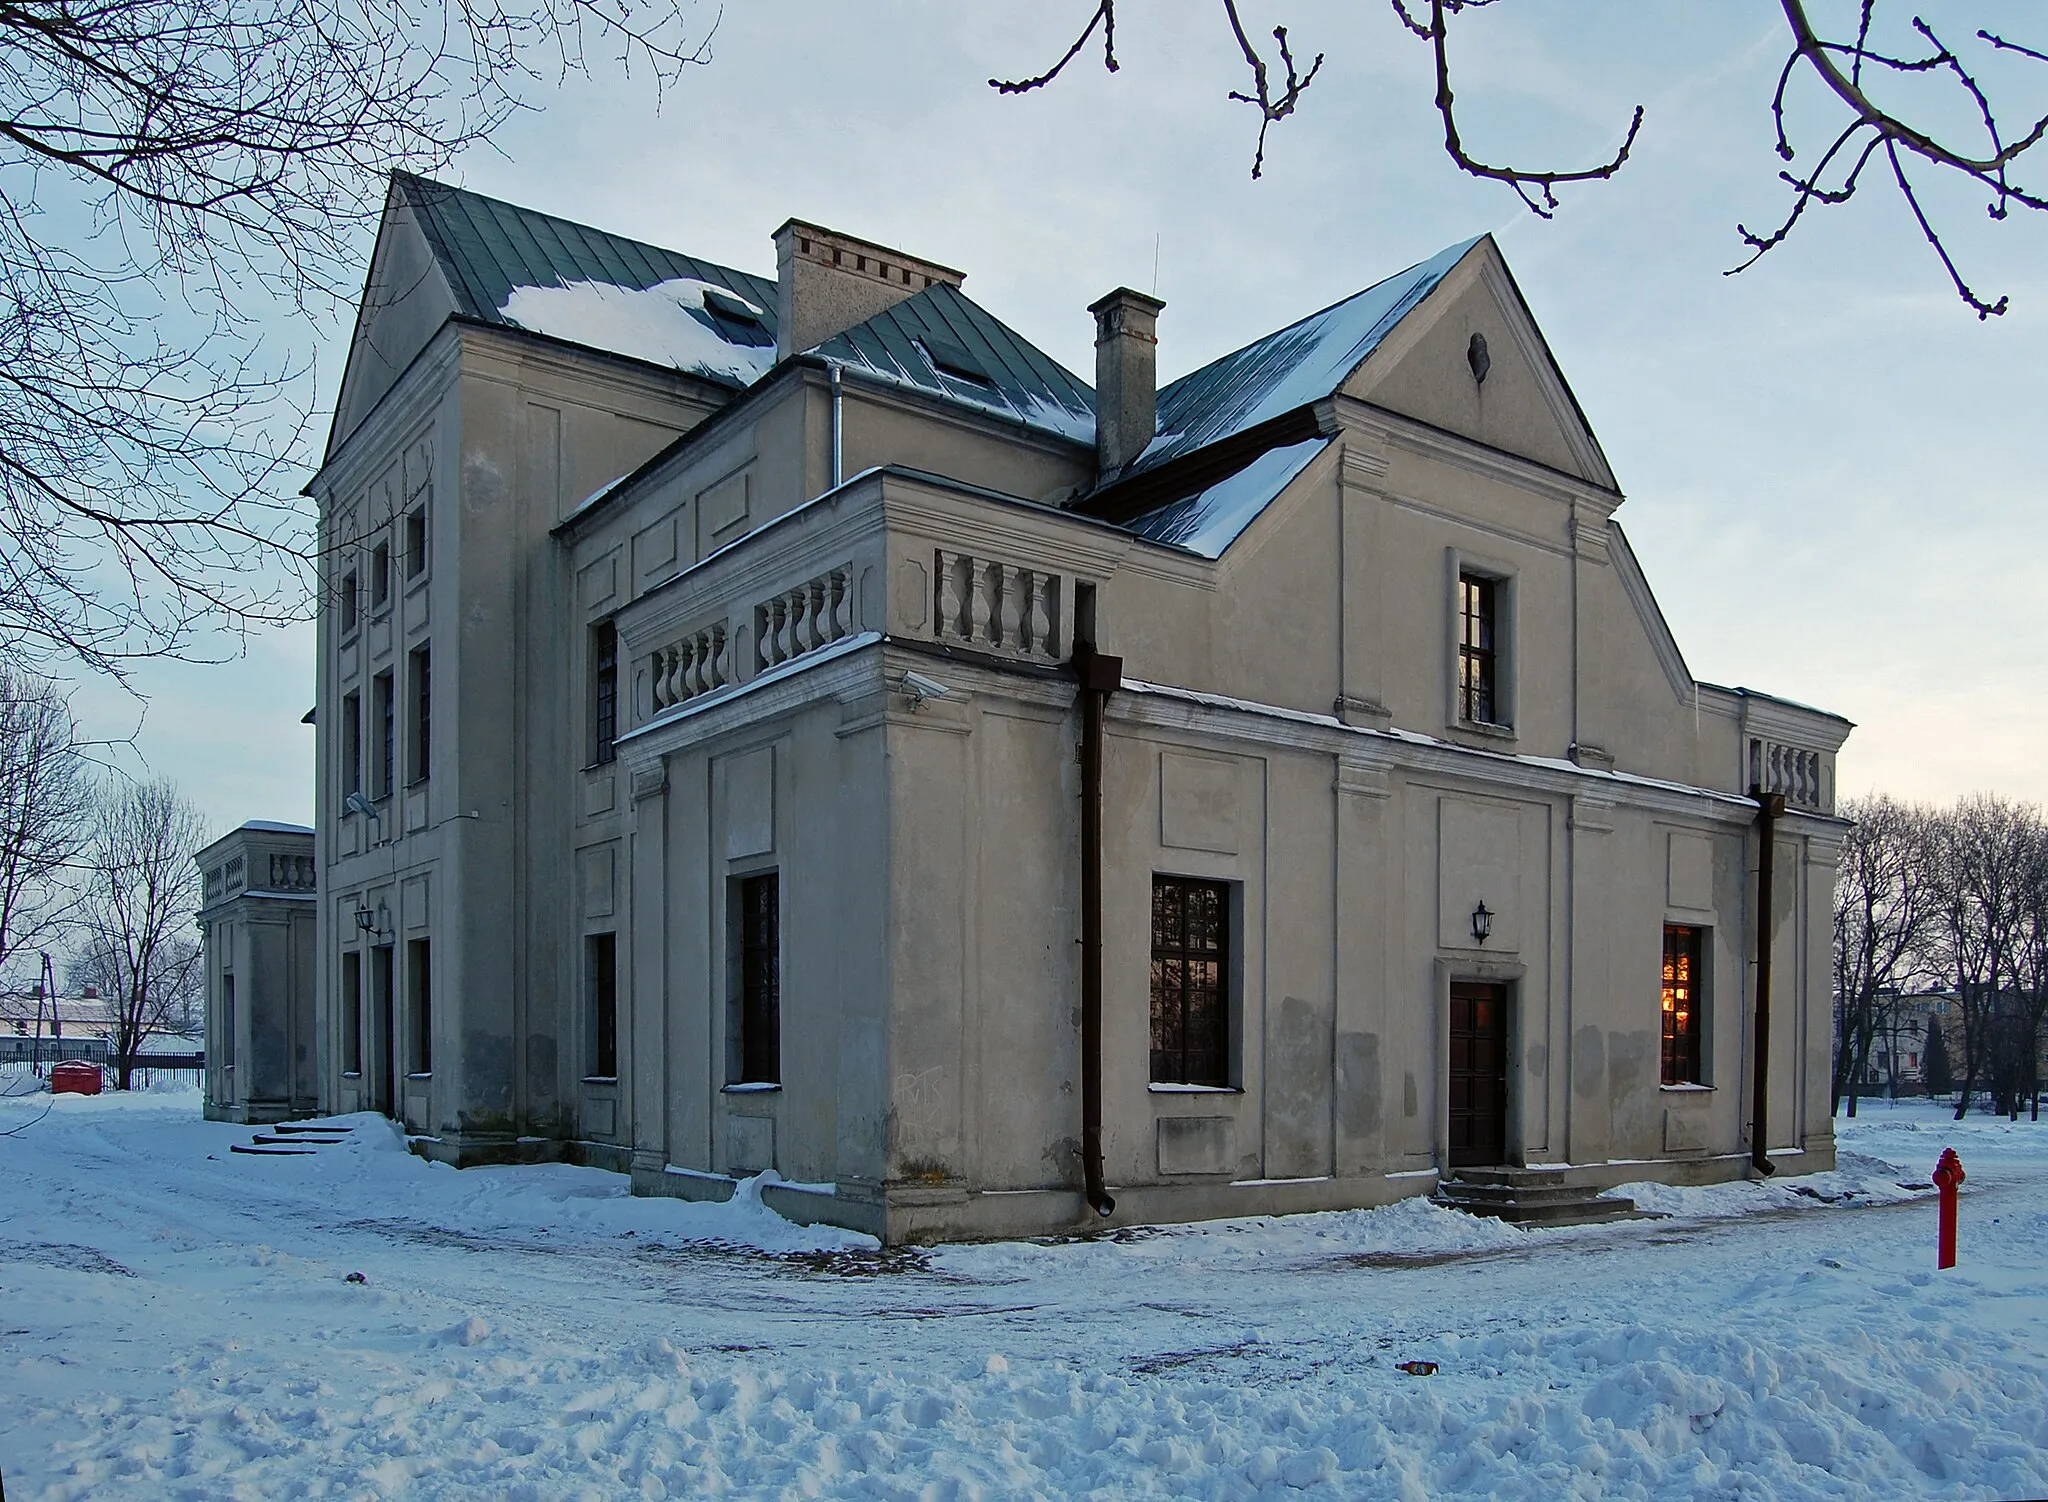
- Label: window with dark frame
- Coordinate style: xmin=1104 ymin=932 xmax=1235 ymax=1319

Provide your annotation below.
xmin=1457 ymin=571 xmax=1499 ymax=724
xmin=220 ymin=974 xmax=236 ymax=1067
xmin=591 ymin=620 xmax=618 ymax=766
xmin=1661 ymin=924 xmax=1704 ymax=1086
xmin=408 ymin=938 xmax=432 ymax=1074
xmin=341 ymin=570 xmax=359 ymax=634
xmin=405 ymin=505 xmax=427 ymax=579
xmin=341 ymin=691 xmax=362 ymax=799
xmin=408 ymin=645 xmax=431 ymax=784
xmin=372 ymin=670 xmax=394 ymax=799
xmin=371 ymin=538 xmax=391 ymax=609
xmin=341 ymin=950 xmax=362 ymax=1074
xmin=587 ymin=932 xmax=618 ymax=1079
xmin=1150 ymin=875 xmax=1231 ymax=1087
xmin=730 ymin=873 xmax=780 ymax=1085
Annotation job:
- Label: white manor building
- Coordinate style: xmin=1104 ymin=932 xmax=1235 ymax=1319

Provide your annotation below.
xmin=239 ymin=176 xmax=1851 ymax=1241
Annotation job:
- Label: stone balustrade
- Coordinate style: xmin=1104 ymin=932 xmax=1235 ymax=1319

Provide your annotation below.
xmin=650 ymin=622 xmax=733 ymax=712
xmin=1749 ymin=736 xmax=1825 ymax=812
xmin=756 ymin=567 xmax=855 ymax=671
xmin=933 ymin=549 xmax=1062 ymax=663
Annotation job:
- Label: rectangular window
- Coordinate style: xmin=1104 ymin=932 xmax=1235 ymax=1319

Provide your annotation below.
xmin=341 ymin=950 xmax=362 ymax=1074
xmin=340 ymin=570 xmax=359 ymax=635
xmin=587 ymin=932 xmax=618 ymax=1079
xmin=405 ymin=505 xmax=427 ymax=579
xmin=1661 ymin=924 xmax=1704 ymax=1085
xmin=408 ymin=645 xmax=431 ymax=785
xmin=372 ymin=671 xmax=395 ymax=798
xmin=1150 ymin=875 xmax=1231 ymax=1087
xmin=371 ymin=538 xmax=391 ymax=610
xmin=341 ymin=691 xmax=362 ymax=798
xmin=408 ymin=938 xmax=431 ymax=1074
xmin=1457 ymin=572 xmax=1498 ymax=724
xmin=591 ymin=620 xmax=618 ymax=766
xmin=220 ymin=974 xmax=236 ymax=1068
xmin=729 ymin=873 xmax=780 ymax=1085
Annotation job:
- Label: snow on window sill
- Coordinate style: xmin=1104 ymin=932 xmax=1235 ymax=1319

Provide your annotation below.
xmin=1660 ymin=1083 xmax=1714 ymax=1093
xmin=721 ymin=1082 xmax=781 ymax=1094
xmin=1455 ymin=718 xmax=1517 ymax=742
xmin=1148 ymin=1082 xmax=1241 ymax=1094
xmin=581 ymin=1075 xmax=619 ymax=1086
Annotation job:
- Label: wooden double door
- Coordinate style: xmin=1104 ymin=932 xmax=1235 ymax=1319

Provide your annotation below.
xmin=1448 ymin=981 xmax=1509 ymax=1168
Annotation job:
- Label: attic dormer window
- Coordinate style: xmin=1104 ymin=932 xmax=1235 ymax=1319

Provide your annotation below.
xmin=918 ymin=335 xmax=993 ymax=388
xmin=700 ymin=286 xmax=771 ymax=346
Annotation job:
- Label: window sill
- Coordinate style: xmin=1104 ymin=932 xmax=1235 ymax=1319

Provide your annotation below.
xmin=581 ymin=1075 xmax=619 ymax=1086
xmin=721 ymin=1081 xmax=781 ymax=1094
xmin=406 ymin=1071 xmax=433 ymax=1081
xmin=1453 ymin=718 xmax=1517 ymax=742
xmin=406 ymin=777 xmax=429 ymax=790
xmin=1148 ymin=1082 xmax=1241 ymax=1095
xmin=1660 ymin=1082 xmax=1713 ymax=1093
xmin=582 ymin=759 xmax=618 ymax=775
xmin=341 ymin=1071 xmax=362 ymax=1080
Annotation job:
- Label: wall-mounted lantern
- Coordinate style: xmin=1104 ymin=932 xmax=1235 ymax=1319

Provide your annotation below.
xmin=1471 ymin=900 xmax=1493 ymax=945
xmin=353 ymin=902 xmax=378 ymax=938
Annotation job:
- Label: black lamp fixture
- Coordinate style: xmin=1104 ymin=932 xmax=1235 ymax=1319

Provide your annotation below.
xmin=1471 ymin=900 xmax=1493 ymax=945
xmin=353 ymin=901 xmax=377 ymax=936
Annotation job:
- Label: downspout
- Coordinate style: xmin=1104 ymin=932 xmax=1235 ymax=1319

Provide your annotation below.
xmin=828 ymin=364 xmax=844 ymax=489
xmin=1750 ymin=786 xmax=1785 ymax=1176
xmin=1073 ymin=637 xmax=1121 ymax=1218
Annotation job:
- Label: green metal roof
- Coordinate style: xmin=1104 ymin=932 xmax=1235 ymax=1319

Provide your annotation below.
xmin=393 ymin=173 xmax=778 ymax=387
xmin=810 ymin=283 xmax=1094 ymax=446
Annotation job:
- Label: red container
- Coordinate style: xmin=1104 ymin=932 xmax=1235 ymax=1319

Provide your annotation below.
xmin=50 ymin=1060 xmax=103 ymax=1096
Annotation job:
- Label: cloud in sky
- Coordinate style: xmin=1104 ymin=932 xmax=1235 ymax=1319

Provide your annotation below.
xmin=88 ymin=0 xmax=2048 ymax=830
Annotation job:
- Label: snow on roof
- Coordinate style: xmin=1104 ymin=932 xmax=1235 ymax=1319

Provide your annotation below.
xmin=1135 ymin=237 xmax=1482 ymax=476
xmin=499 ymin=278 xmax=777 ymax=388
xmin=1123 ymin=437 xmax=1331 ymax=557
xmin=238 ymin=820 xmax=313 ymax=835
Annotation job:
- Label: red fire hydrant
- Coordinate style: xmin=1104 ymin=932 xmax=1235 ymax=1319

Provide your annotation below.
xmin=1933 ymin=1148 xmax=1965 ymax=1270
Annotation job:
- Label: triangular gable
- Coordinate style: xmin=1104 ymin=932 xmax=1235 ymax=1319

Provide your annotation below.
xmin=1128 ymin=238 xmax=1479 ymax=479
xmin=327 ymin=181 xmax=461 ymax=456
xmin=1342 ymin=236 xmax=1616 ymax=490
xmin=812 ymin=282 xmax=1095 ymax=447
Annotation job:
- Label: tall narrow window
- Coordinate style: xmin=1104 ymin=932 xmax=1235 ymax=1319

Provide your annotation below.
xmin=1662 ymin=924 xmax=1705 ymax=1085
xmin=1457 ymin=572 xmax=1498 ymax=724
xmin=405 ymin=505 xmax=428 ymax=579
xmin=372 ymin=671 xmax=395 ymax=798
xmin=371 ymin=538 xmax=392 ymax=610
xmin=408 ymin=938 xmax=432 ymax=1074
xmin=408 ymin=646 xmax=431 ymax=784
xmin=341 ymin=691 xmax=362 ymax=799
xmin=591 ymin=620 xmax=618 ymax=766
xmin=729 ymin=873 xmax=780 ymax=1085
xmin=587 ymin=932 xmax=618 ymax=1079
xmin=220 ymin=974 xmax=236 ymax=1069
xmin=340 ymin=570 xmax=359 ymax=635
xmin=1150 ymin=875 xmax=1231 ymax=1087
xmin=341 ymin=950 xmax=363 ymax=1074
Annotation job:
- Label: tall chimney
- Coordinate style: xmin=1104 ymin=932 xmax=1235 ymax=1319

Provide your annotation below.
xmin=773 ymin=220 xmax=966 ymax=362
xmin=1090 ymin=288 xmax=1165 ymax=476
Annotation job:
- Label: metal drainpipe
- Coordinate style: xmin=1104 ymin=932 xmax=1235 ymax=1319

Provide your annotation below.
xmin=1074 ymin=639 xmax=1121 ymax=1218
xmin=1750 ymin=785 xmax=1785 ymax=1177
xmin=828 ymin=365 xmax=843 ymax=488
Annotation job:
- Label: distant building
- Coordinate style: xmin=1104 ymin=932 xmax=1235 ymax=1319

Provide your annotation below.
xmin=297 ymin=176 xmax=1851 ymax=1241
xmin=0 ymin=987 xmax=115 ymax=1062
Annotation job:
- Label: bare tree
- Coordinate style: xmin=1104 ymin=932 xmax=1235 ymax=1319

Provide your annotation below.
xmin=1924 ymin=793 xmax=2039 ymax=1119
xmin=0 ymin=0 xmax=715 ymax=683
xmin=1831 ymin=793 xmax=1935 ymax=1116
xmin=69 ymin=778 xmax=207 ymax=1088
xmin=994 ymin=2 xmax=2048 ymax=315
xmin=0 ymin=668 xmax=95 ymax=980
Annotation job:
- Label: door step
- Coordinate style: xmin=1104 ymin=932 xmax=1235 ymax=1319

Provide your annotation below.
xmin=1436 ymin=1169 xmax=1647 ymax=1227
xmin=230 ymin=1143 xmax=317 ymax=1156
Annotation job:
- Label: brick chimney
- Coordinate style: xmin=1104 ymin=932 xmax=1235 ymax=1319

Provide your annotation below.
xmin=773 ymin=220 xmax=966 ymax=361
xmin=1089 ymin=288 xmax=1165 ymax=476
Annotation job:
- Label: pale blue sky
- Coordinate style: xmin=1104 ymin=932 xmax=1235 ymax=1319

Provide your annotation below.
xmin=79 ymin=0 xmax=2048 ymax=833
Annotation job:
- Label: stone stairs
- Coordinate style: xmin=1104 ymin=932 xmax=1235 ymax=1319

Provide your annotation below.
xmin=1435 ymin=1166 xmax=1649 ymax=1227
xmin=228 ymin=1122 xmax=356 ymax=1157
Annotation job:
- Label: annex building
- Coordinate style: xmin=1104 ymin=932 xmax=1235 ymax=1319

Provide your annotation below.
xmin=285 ymin=174 xmax=1851 ymax=1241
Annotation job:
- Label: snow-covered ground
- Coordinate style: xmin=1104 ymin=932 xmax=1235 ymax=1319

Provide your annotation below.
xmin=2 ymin=1091 xmax=2044 ymax=1500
